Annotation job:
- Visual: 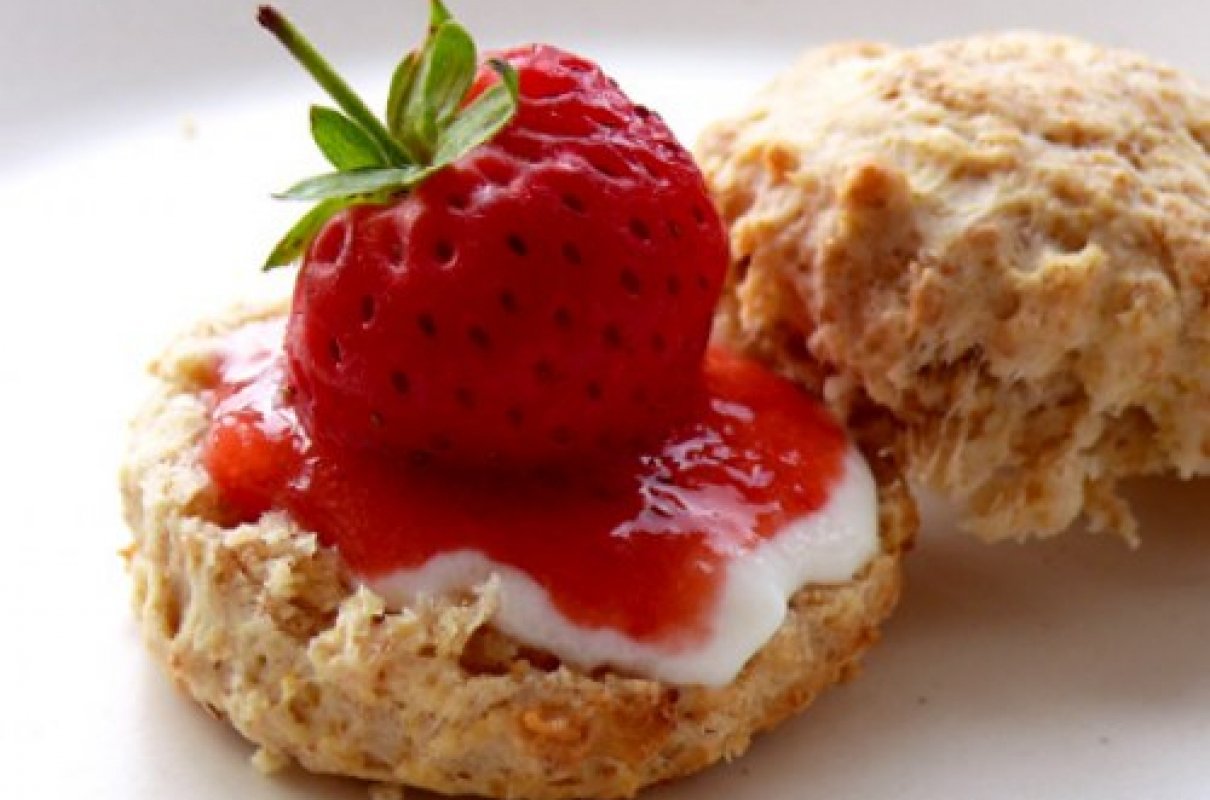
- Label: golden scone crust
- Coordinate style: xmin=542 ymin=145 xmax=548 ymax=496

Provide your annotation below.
xmin=697 ymin=33 xmax=1210 ymax=540
xmin=121 ymin=303 xmax=915 ymax=799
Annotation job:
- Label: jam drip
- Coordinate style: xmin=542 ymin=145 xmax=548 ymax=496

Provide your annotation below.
xmin=202 ymin=322 xmax=848 ymax=647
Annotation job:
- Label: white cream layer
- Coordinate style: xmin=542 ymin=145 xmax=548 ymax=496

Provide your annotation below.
xmin=367 ymin=446 xmax=879 ymax=686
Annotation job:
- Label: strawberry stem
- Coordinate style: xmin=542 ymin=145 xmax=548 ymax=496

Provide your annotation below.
xmin=257 ymin=6 xmax=414 ymax=165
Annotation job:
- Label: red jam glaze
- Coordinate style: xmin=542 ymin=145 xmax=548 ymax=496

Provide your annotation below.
xmin=202 ymin=322 xmax=849 ymax=647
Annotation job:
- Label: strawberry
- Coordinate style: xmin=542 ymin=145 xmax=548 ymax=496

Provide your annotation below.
xmin=260 ymin=2 xmax=727 ymax=466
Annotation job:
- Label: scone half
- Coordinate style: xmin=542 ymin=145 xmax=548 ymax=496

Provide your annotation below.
xmin=121 ymin=303 xmax=916 ymax=799
xmin=699 ymin=33 xmax=1210 ymax=541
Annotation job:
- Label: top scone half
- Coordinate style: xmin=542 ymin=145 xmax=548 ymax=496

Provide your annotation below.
xmin=121 ymin=5 xmax=916 ymax=799
xmin=698 ymin=33 xmax=1210 ymax=541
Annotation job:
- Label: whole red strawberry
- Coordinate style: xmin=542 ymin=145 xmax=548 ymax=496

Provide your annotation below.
xmin=261 ymin=3 xmax=727 ymax=466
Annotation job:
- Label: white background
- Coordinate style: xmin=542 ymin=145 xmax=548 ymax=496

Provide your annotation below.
xmin=1 ymin=1 xmax=1207 ymax=798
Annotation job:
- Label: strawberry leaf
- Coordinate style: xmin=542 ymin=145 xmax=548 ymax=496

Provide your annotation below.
xmin=385 ymin=51 xmax=420 ymax=144
xmin=401 ymin=20 xmax=477 ymax=162
xmin=434 ymin=59 xmax=519 ymax=166
xmin=310 ymin=106 xmax=387 ymax=170
xmin=387 ymin=1 xmax=456 ymax=147
xmin=424 ymin=22 xmax=478 ymax=130
xmin=275 ymin=166 xmax=431 ymax=202
xmin=264 ymin=197 xmax=361 ymax=270
xmin=428 ymin=0 xmax=453 ymax=28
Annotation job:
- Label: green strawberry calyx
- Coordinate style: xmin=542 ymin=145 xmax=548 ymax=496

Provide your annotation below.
xmin=258 ymin=1 xmax=519 ymax=268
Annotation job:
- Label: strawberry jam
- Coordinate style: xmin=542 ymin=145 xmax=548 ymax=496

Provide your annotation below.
xmin=202 ymin=321 xmax=852 ymax=648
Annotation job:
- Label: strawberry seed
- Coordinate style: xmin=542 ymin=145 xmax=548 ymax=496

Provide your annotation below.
xmin=620 ymin=268 xmax=642 ymax=296
xmin=507 ymin=234 xmax=528 ymax=256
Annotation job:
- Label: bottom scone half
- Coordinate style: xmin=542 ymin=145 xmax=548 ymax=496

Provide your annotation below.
xmin=121 ymin=302 xmax=916 ymax=800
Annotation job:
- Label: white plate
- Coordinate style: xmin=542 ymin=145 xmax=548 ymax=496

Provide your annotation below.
xmin=2 ymin=2 xmax=1207 ymax=798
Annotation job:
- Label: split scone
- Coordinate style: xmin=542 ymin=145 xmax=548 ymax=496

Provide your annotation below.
xmin=698 ymin=33 xmax=1210 ymax=540
xmin=121 ymin=304 xmax=916 ymax=799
